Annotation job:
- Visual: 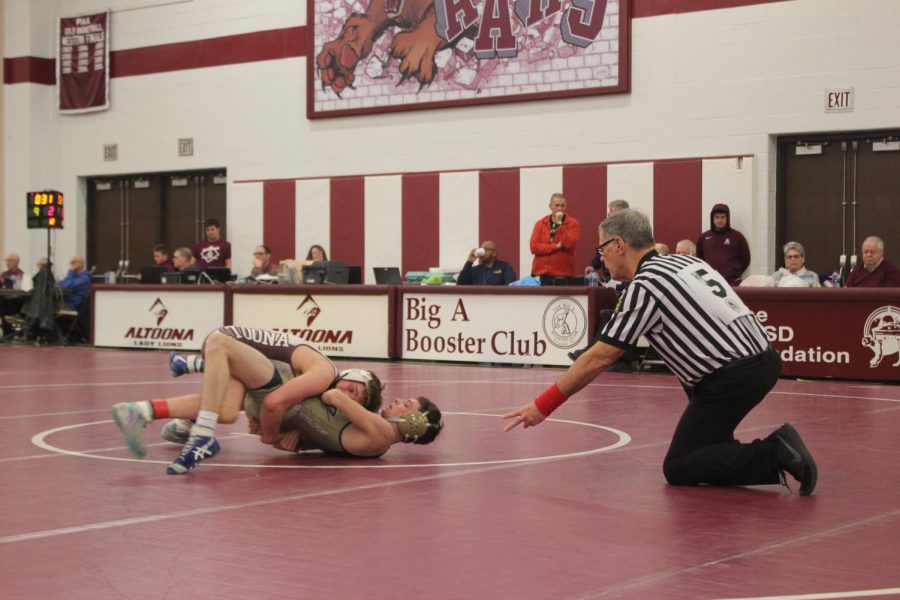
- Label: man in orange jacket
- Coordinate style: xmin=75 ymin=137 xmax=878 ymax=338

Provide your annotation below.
xmin=530 ymin=193 xmax=581 ymax=285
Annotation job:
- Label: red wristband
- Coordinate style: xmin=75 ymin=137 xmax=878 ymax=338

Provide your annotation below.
xmin=534 ymin=384 xmax=567 ymax=416
xmin=151 ymin=399 xmax=170 ymax=419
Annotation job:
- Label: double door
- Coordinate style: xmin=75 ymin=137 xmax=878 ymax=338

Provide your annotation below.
xmin=87 ymin=170 xmax=226 ymax=273
xmin=778 ymin=130 xmax=900 ymax=277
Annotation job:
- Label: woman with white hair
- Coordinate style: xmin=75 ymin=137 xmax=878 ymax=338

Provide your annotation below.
xmin=772 ymin=241 xmax=820 ymax=287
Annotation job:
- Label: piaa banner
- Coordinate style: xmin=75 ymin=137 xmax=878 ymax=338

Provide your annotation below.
xmin=58 ymin=11 xmax=110 ymax=113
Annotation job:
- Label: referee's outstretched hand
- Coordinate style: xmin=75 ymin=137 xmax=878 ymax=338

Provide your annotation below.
xmin=502 ymin=402 xmax=546 ymax=431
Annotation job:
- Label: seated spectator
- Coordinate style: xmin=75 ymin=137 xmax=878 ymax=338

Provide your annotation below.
xmin=585 ymin=200 xmax=629 ymax=278
xmin=654 ymin=243 xmax=670 ymax=256
xmin=457 ymin=241 xmax=517 ymax=286
xmin=193 ymin=218 xmax=231 ymax=269
xmin=846 ymin=236 xmax=900 ymax=287
xmin=172 ymin=247 xmax=200 ymax=272
xmin=1 ymin=253 xmax=26 ymax=338
xmin=675 ymin=239 xmax=696 ymax=256
xmin=250 ymin=245 xmax=279 ymax=277
xmin=1 ymin=253 xmax=25 ymax=289
xmin=302 ymin=244 xmax=328 ymax=266
xmin=57 ymin=256 xmax=91 ymax=310
xmin=771 ymin=242 xmax=819 ymax=287
xmin=153 ymin=245 xmax=175 ymax=272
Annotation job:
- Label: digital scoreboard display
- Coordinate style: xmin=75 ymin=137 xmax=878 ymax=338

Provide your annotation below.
xmin=27 ymin=191 xmax=65 ymax=229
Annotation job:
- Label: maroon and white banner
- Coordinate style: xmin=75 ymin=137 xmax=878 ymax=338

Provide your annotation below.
xmin=58 ymin=11 xmax=110 ymax=113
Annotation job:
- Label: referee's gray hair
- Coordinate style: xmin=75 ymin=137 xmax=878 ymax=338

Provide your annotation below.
xmin=782 ymin=241 xmax=805 ymax=256
xmin=863 ymin=236 xmax=884 ymax=250
xmin=600 ymin=209 xmax=655 ymax=249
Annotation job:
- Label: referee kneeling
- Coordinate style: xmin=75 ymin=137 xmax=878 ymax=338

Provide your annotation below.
xmin=504 ymin=209 xmax=817 ymax=495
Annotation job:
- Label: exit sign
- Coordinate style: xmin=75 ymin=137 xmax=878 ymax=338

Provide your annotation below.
xmin=825 ymin=88 xmax=853 ymax=113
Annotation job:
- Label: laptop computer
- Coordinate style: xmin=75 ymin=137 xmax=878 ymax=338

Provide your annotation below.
xmin=373 ymin=267 xmax=402 ymax=284
xmin=140 ymin=266 xmax=165 ymax=284
xmin=203 ymin=267 xmax=232 ymax=283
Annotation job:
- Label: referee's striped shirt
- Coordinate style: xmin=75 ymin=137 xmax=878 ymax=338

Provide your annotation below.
xmin=598 ymin=251 xmax=770 ymax=386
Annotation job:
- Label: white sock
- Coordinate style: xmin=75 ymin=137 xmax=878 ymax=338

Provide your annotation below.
xmin=188 ymin=355 xmax=204 ymax=373
xmin=134 ymin=401 xmax=153 ymax=422
xmin=194 ymin=410 xmax=219 ymax=434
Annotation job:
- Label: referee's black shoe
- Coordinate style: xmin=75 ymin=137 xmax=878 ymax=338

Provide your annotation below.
xmin=769 ymin=423 xmax=817 ymax=496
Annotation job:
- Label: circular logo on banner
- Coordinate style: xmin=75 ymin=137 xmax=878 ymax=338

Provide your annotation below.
xmin=862 ymin=305 xmax=900 ymax=369
xmin=542 ymin=296 xmax=587 ymax=349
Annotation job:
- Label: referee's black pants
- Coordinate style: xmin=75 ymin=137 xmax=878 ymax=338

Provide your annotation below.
xmin=663 ymin=348 xmax=782 ymax=487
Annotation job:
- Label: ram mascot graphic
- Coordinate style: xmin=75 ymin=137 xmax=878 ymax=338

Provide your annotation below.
xmin=862 ymin=306 xmax=900 ymax=368
xmin=316 ymin=0 xmax=611 ymax=95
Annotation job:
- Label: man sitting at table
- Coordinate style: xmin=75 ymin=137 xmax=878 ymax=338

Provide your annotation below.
xmin=1 ymin=253 xmax=26 ymax=338
xmin=846 ymin=236 xmax=900 ymax=288
xmin=457 ymin=241 xmax=517 ymax=286
xmin=57 ymin=256 xmax=91 ymax=310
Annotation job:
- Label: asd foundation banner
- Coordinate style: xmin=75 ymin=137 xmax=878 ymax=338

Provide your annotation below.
xmin=58 ymin=10 xmax=110 ymax=113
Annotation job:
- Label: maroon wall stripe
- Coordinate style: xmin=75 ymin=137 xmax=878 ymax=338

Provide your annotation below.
xmin=330 ymin=178 xmax=366 ymax=276
xmin=652 ymin=160 xmax=702 ymax=249
xmin=4 ymin=2 xmax=788 ymax=85
xmin=564 ymin=163 xmax=607 ymax=273
xmin=634 ymin=0 xmax=788 ymax=18
xmin=112 ymin=27 xmax=306 ymax=78
xmin=263 ymin=181 xmax=296 ymax=263
xmin=5 ymin=27 xmax=307 ymax=85
xmin=401 ymin=173 xmax=440 ymax=274
xmin=3 ymin=56 xmax=55 ymax=85
xmin=479 ymin=170 xmax=521 ymax=278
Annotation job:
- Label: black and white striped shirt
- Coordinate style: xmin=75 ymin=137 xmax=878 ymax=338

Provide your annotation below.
xmin=599 ymin=252 xmax=770 ymax=385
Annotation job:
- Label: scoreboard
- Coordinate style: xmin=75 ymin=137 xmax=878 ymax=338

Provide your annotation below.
xmin=27 ymin=191 xmax=65 ymax=229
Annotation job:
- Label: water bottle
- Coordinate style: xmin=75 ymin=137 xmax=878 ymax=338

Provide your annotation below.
xmin=586 ymin=270 xmax=599 ymax=287
xmin=287 ymin=262 xmax=296 ymax=284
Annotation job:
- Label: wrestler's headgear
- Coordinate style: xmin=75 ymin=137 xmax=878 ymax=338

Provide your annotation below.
xmin=386 ymin=411 xmax=431 ymax=443
xmin=337 ymin=369 xmax=382 ymax=411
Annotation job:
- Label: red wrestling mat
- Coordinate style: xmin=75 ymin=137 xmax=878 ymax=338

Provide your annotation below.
xmin=0 ymin=345 xmax=897 ymax=599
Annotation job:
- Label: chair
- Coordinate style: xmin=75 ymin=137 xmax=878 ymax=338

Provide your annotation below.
xmin=54 ymin=288 xmax=87 ymax=344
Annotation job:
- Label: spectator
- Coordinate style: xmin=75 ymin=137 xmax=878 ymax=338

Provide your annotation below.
xmin=845 ymin=236 xmax=900 ymax=288
xmin=1 ymin=253 xmax=27 ymax=337
xmin=675 ymin=239 xmax=697 ymax=256
xmin=250 ymin=245 xmax=279 ymax=277
xmin=152 ymin=244 xmax=175 ymax=272
xmin=457 ymin=241 xmax=517 ymax=286
xmin=172 ymin=247 xmax=199 ymax=272
xmin=586 ymin=200 xmax=629 ymax=279
xmin=772 ymin=241 xmax=820 ymax=288
xmin=530 ymin=193 xmax=580 ymax=285
xmin=655 ymin=243 xmax=670 ymax=256
xmin=302 ymin=244 xmax=328 ymax=266
xmin=57 ymin=256 xmax=91 ymax=310
xmin=1 ymin=253 xmax=24 ymax=289
xmin=696 ymin=203 xmax=751 ymax=286
xmin=193 ymin=218 xmax=232 ymax=269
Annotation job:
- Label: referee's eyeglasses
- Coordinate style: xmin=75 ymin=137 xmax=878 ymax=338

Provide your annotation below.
xmin=596 ymin=237 xmax=619 ymax=255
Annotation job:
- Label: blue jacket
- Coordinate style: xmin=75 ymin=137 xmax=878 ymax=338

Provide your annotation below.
xmin=457 ymin=259 xmax=517 ymax=286
xmin=57 ymin=269 xmax=92 ymax=309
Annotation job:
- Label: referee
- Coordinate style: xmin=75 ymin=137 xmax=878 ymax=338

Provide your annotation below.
xmin=504 ymin=209 xmax=817 ymax=495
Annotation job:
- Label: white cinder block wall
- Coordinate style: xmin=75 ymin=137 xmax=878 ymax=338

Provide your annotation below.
xmin=3 ymin=0 xmax=899 ymax=275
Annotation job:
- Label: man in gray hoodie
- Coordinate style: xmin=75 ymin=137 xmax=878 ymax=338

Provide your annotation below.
xmin=696 ymin=204 xmax=751 ymax=286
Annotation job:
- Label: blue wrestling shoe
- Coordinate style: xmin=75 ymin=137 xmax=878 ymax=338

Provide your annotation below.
xmin=166 ymin=434 xmax=220 ymax=474
xmin=168 ymin=352 xmax=189 ymax=377
xmin=161 ymin=419 xmax=193 ymax=444
xmin=111 ymin=402 xmax=149 ymax=458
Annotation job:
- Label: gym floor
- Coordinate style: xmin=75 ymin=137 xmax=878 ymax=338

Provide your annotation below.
xmin=0 ymin=345 xmax=897 ymax=600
